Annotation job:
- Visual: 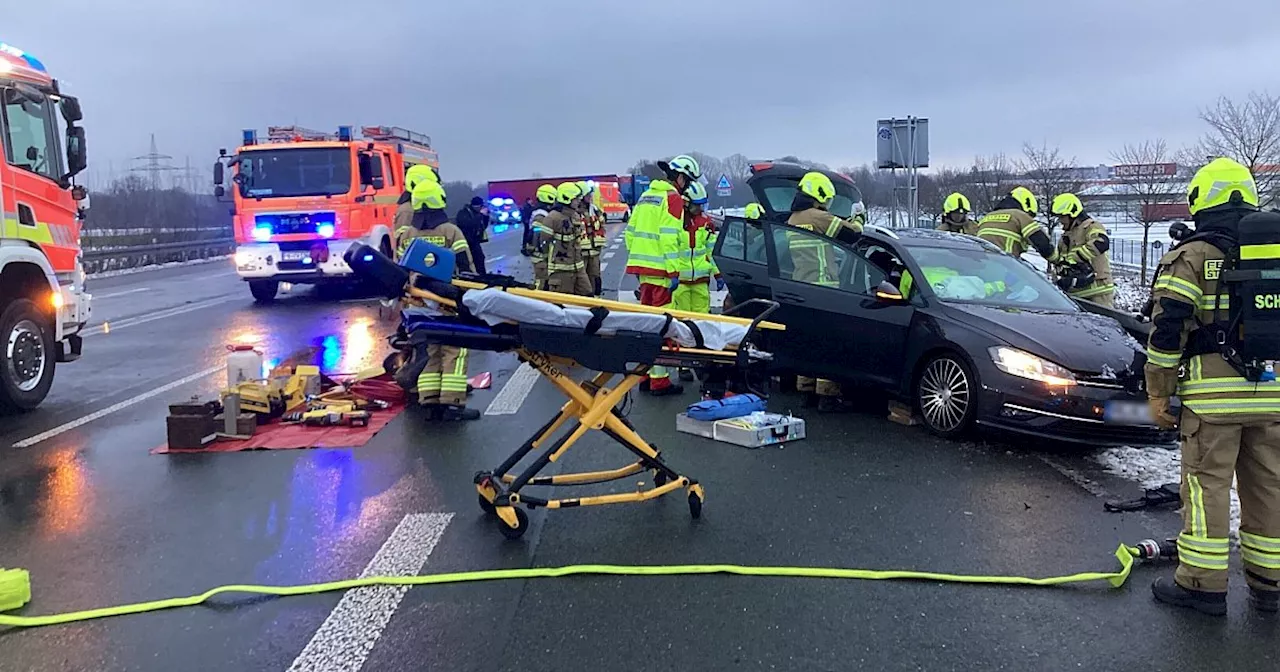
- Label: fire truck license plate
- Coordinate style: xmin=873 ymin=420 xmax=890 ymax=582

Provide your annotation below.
xmin=282 ymin=251 xmax=308 ymax=261
xmin=1104 ymin=401 xmax=1154 ymax=426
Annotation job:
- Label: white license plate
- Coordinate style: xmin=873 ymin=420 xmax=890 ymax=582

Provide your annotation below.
xmin=1104 ymin=400 xmax=1154 ymax=426
xmin=282 ymin=251 xmax=308 ymax=261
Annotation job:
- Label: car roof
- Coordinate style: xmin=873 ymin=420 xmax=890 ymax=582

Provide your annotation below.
xmin=747 ymin=162 xmax=856 ymax=185
xmin=861 ymin=226 xmax=999 ymax=252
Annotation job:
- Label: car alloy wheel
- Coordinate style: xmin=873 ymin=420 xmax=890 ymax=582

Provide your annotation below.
xmin=918 ymin=355 xmax=973 ymax=436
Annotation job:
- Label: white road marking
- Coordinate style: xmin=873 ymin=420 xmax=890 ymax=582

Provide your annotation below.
xmin=489 ymin=255 xmax=506 ymax=264
xmin=286 ymin=512 xmax=453 ymax=672
xmin=615 ymin=290 xmax=639 ymax=304
xmin=484 ymin=363 xmax=540 ymax=415
xmin=1037 ymin=455 xmax=1108 ymax=497
xmin=93 ymin=287 xmax=151 ymax=300
xmin=601 ymin=251 xmax=615 ymax=261
xmin=81 ymin=296 xmax=237 ymax=337
xmin=11 ymin=365 xmax=225 ymax=448
xmin=599 ymin=262 xmax=608 ymax=275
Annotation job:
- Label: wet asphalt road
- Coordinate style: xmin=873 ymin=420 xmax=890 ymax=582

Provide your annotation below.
xmin=1 ymin=222 xmax=1276 ymax=671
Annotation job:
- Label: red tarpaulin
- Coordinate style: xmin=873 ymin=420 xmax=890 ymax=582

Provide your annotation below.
xmin=153 ymin=401 xmax=406 ymax=454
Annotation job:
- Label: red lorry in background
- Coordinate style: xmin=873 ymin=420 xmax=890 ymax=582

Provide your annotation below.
xmin=488 ymin=175 xmax=630 ymax=222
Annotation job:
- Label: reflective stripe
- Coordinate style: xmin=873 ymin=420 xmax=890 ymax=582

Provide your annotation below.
xmin=1070 ymin=283 xmax=1115 ymax=299
xmin=1178 ymin=533 xmax=1230 ymax=554
xmin=632 ymin=231 xmax=660 ymax=241
xmin=1241 ymin=531 xmax=1280 ymax=553
xmin=824 ymin=217 xmax=843 ymax=237
xmin=1241 ymin=547 xmax=1280 ymax=570
xmin=1188 ymin=475 xmax=1207 ymax=538
xmin=547 ymin=261 xmax=585 ymax=271
xmin=979 ymin=228 xmax=1021 ymax=240
xmin=628 ymin=253 xmax=665 ymax=264
xmin=1189 ymin=356 xmax=1202 ymax=381
xmin=1199 ymin=294 xmax=1229 ymax=311
xmin=417 ymin=372 xmax=442 ymax=394
xmin=1183 ymin=398 xmax=1280 ymax=414
xmin=1178 ymin=377 xmax=1280 ymax=395
xmin=1240 ymin=243 xmax=1280 ymax=260
xmin=451 ymin=241 xmax=470 ymax=252
xmin=1179 ymin=546 xmax=1231 ymax=571
xmin=1146 ymin=347 xmax=1181 ymax=368
xmin=1153 ymin=275 xmax=1203 ymax=303
xmin=1020 ymin=222 xmax=1042 ymax=237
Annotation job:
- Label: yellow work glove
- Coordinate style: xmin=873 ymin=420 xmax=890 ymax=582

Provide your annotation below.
xmin=1148 ymin=396 xmax=1178 ymax=430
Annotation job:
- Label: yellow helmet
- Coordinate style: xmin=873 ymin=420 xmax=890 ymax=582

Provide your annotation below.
xmin=942 ymin=192 xmax=971 ymax=215
xmin=684 ymin=181 xmax=708 ymax=205
xmin=405 ymin=165 xmax=438 ymax=192
xmin=798 ymin=171 xmax=836 ymax=205
xmin=1187 ymin=157 xmax=1259 ymax=215
xmin=1010 ymin=186 xmax=1038 ymax=216
xmin=1050 ymin=193 xmax=1084 ymax=218
xmin=556 ymin=181 xmax=583 ymax=206
xmin=411 ymin=180 xmax=447 ymax=211
xmin=744 ymin=202 xmax=764 ymax=220
xmin=662 ymin=154 xmax=702 ymax=181
xmin=535 ymin=183 xmax=558 ymax=205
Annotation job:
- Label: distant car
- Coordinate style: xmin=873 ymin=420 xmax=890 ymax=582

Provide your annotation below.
xmin=713 ymin=165 xmax=1175 ymax=446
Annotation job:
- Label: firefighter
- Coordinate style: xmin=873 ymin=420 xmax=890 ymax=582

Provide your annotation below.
xmin=393 ymin=165 xmax=440 ymax=256
xmin=529 ymin=183 xmax=557 ymax=290
xmin=744 ymin=202 xmax=764 ymax=220
xmin=624 ymin=154 xmax=701 ymax=396
xmin=405 ymin=180 xmax=479 ymax=421
xmin=672 ymin=181 xmax=722 ymax=381
xmin=937 ymin=193 xmax=977 ymax=235
xmin=544 ymin=182 xmax=593 ymax=296
xmin=577 ymin=181 xmax=604 ymax=296
xmin=1147 ymin=157 xmax=1279 ymax=616
xmin=1050 ymin=193 xmax=1115 ymax=307
xmin=787 ymin=171 xmax=863 ymax=412
xmin=976 ymin=187 xmax=1057 ymax=261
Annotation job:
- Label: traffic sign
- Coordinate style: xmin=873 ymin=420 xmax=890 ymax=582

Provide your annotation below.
xmin=716 ymin=174 xmax=732 ymax=197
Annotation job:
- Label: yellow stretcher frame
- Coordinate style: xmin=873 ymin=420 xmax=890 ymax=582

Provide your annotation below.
xmin=403 ymin=282 xmax=780 ymax=539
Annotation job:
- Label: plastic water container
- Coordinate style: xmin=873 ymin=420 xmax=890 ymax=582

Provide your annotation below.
xmin=226 ymin=345 xmax=264 ymax=388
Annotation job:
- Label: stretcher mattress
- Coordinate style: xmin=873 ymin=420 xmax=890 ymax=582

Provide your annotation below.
xmin=460 ymin=288 xmax=748 ymax=350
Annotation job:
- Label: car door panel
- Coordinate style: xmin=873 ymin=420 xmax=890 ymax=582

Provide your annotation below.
xmin=713 ymin=216 xmax=773 ymax=308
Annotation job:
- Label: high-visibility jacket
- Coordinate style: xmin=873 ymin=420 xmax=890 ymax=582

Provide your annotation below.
xmin=1146 ymin=239 xmax=1280 ymax=421
xmin=591 ymin=207 xmax=607 ymax=248
xmin=544 ymin=207 xmax=585 ymax=273
xmin=937 ymin=216 xmax=978 ymax=236
xmin=395 ymin=211 xmax=473 ymax=271
xmin=899 ymin=266 xmax=1005 ymax=298
xmin=674 ymin=213 xmax=720 ymax=284
xmin=625 ymin=180 xmax=683 ymax=279
xmin=1056 ymin=216 xmax=1114 ymax=300
xmin=977 ymin=208 xmax=1054 ymax=258
xmin=786 ymin=207 xmax=862 ymax=287
xmin=579 ymin=205 xmax=603 ymax=255
xmin=529 ymin=208 xmax=552 ymax=280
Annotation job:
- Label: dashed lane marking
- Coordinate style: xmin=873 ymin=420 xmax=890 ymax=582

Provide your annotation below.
xmin=484 ymin=363 xmax=540 ymax=415
xmin=286 ymin=513 xmax=453 ymax=672
xmin=93 ymin=287 xmax=151 ymax=300
xmin=11 ymin=365 xmax=226 ymax=448
xmin=601 ymin=251 xmax=615 ymax=261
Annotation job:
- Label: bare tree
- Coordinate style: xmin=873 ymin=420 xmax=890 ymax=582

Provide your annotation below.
xmin=967 ymin=153 xmax=1015 ymax=214
xmin=1016 ymin=142 xmax=1088 ymax=236
xmin=721 ymin=153 xmax=752 ymax=180
xmin=1111 ymin=139 xmax=1181 ymax=283
xmin=917 ymin=167 xmax=969 ymax=224
xmin=1193 ymin=91 xmax=1280 ymax=205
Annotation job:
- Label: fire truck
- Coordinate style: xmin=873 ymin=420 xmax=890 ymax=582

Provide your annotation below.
xmin=0 ymin=41 xmax=91 ymax=412
xmin=214 ymin=125 xmax=439 ymax=302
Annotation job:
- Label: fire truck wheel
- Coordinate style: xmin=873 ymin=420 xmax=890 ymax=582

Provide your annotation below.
xmin=0 ymin=298 xmax=56 ymax=413
xmin=249 ymin=280 xmax=279 ymax=304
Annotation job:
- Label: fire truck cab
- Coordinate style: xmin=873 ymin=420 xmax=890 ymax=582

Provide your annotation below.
xmin=0 ymin=41 xmax=91 ymax=412
xmin=215 ymin=125 xmax=439 ymax=303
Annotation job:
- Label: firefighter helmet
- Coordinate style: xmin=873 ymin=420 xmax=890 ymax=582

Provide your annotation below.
xmin=684 ymin=181 xmax=708 ymax=205
xmin=1187 ymin=157 xmax=1259 ymax=216
xmin=1051 ymin=193 xmax=1084 ymax=219
xmin=556 ymin=181 xmax=583 ymax=206
xmin=535 ymin=184 xmax=557 ymax=205
xmin=661 ymin=154 xmax=702 ymax=181
xmin=411 ymin=180 xmax=447 ymax=211
xmin=799 ymin=172 xmax=836 ymax=205
xmin=1010 ymin=186 xmax=1039 ymax=216
xmin=943 ymin=192 xmax=971 ymax=215
xmin=405 ymin=165 xmax=438 ymax=191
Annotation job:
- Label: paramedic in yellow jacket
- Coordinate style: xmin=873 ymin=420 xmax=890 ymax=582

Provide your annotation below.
xmin=1146 ymin=158 xmax=1280 ymax=616
xmin=787 ymin=171 xmax=862 ymax=412
xmin=528 ymin=183 xmax=557 ymax=290
xmin=1050 ymin=193 xmax=1115 ymax=307
xmin=976 ymin=187 xmax=1057 ymax=260
xmin=937 ymin=193 xmax=978 ymax=235
xmin=403 ymin=180 xmax=480 ymax=421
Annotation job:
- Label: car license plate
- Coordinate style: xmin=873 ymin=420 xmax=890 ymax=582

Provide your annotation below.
xmin=1104 ymin=400 xmax=1154 ymax=426
xmin=282 ymin=251 xmax=308 ymax=262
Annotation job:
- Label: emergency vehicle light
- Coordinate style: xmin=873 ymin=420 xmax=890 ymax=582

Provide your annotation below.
xmin=318 ymin=223 xmax=335 ymax=238
xmin=252 ymin=223 xmax=273 ymax=241
xmin=490 ymin=197 xmax=504 ymax=208
xmin=243 ymin=129 xmax=258 ymax=146
xmin=0 ymin=42 xmax=47 ymax=72
xmin=503 ymin=198 xmax=514 ymax=206
xmin=337 ymin=126 xmax=353 ymax=142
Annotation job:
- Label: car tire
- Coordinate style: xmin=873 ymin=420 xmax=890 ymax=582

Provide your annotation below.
xmin=249 ymin=279 xmax=279 ymax=304
xmin=916 ymin=353 xmax=978 ymax=439
xmin=0 ymin=298 xmax=56 ymax=413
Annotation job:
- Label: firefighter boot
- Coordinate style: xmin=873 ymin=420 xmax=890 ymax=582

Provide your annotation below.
xmin=419 ymin=404 xmax=444 ymax=421
xmin=1250 ymin=587 xmax=1280 ymax=614
xmin=1151 ymin=577 xmax=1227 ymax=616
xmin=679 ymin=368 xmax=695 ymax=382
xmin=441 ymin=405 xmax=481 ymax=421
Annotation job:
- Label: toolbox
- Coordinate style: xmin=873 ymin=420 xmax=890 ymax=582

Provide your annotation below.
xmin=676 ymin=411 xmax=806 ymax=448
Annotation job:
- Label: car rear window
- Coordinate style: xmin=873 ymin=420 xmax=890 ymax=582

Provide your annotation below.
xmin=756 ymin=175 xmax=862 ymax=219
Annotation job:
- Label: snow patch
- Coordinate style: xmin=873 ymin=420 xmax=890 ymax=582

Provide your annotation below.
xmin=1113 ymin=274 xmax=1150 ymax=313
xmin=1095 ymin=446 xmax=1241 ymax=537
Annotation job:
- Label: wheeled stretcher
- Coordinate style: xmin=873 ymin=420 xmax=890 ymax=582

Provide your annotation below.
xmin=345 ymin=241 xmax=783 ymax=538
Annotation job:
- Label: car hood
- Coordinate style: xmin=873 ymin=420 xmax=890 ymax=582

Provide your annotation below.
xmin=941 ymin=302 xmax=1145 ymax=376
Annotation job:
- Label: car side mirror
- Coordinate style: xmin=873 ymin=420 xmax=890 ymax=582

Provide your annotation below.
xmin=874 ymin=280 xmax=906 ymax=303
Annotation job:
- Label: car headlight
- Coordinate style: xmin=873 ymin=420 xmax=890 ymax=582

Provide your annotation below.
xmin=988 ymin=346 xmax=1076 ymax=386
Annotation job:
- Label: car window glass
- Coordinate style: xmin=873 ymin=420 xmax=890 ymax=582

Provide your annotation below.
xmin=776 ymin=225 xmax=884 ymax=294
xmin=755 ymin=175 xmax=863 ymax=219
xmin=2 ymin=89 xmax=61 ymax=180
xmin=719 ymin=218 xmax=746 ymax=260
xmin=904 ymin=244 xmax=1079 ymax=311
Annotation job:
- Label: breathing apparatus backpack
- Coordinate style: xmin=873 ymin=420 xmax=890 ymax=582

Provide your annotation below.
xmin=1218 ymin=210 xmax=1280 ymax=381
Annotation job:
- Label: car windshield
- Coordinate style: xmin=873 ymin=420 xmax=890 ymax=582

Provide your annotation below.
xmin=238 ymin=148 xmax=352 ymax=198
xmin=904 ymin=244 xmax=1080 ymax=312
xmin=757 ymin=176 xmax=863 ymax=219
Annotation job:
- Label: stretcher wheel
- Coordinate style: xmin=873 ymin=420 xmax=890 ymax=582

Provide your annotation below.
xmin=497 ymin=507 xmax=529 ymax=540
xmin=688 ymin=491 xmax=703 ymax=519
xmin=478 ymin=493 xmax=496 ymax=516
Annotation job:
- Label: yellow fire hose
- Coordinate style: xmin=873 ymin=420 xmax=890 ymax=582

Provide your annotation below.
xmin=0 ymin=544 xmax=1153 ymax=629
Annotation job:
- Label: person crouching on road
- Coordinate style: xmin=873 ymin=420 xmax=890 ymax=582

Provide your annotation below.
xmin=407 ymin=180 xmax=480 ymax=422
xmin=937 ymin=193 xmax=977 ymax=235
xmin=1050 ymin=193 xmax=1115 ymax=307
xmin=624 ymin=154 xmax=702 ymax=396
xmin=529 ymin=184 xmax=557 ymax=290
xmin=787 ymin=171 xmax=863 ymax=413
xmin=1147 ymin=158 xmax=1280 ymax=616
xmin=577 ymin=181 xmax=604 ymax=297
xmin=543 ymin=182 xmax=594 ymax=296
xmin=671 ymin=181 xmax=722 ymax=382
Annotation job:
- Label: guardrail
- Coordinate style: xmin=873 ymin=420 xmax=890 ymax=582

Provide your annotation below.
xmin=81 ymin=232 xmax=236 ymax=275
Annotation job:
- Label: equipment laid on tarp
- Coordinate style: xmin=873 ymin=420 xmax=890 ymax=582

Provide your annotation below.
xmin=345 ymin=240 xmax=784 ymax=539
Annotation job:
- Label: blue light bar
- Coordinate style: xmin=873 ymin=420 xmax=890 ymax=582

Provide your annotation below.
xmin=489 ymin=197 xmax=504 ymax=208
xmin=242 ymin=129 xmax=258 ymax=146
xmin=0 ymin=42 xmax=47 ymax=72
xmin=252 ymin=223 xmax=273 ymax=241
xmin=337 ymin=126 xmax=353 ymax=142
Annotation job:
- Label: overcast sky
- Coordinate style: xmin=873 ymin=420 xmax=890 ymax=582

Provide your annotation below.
xmin=10 ymin=0 xmax=1280 ymax=186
